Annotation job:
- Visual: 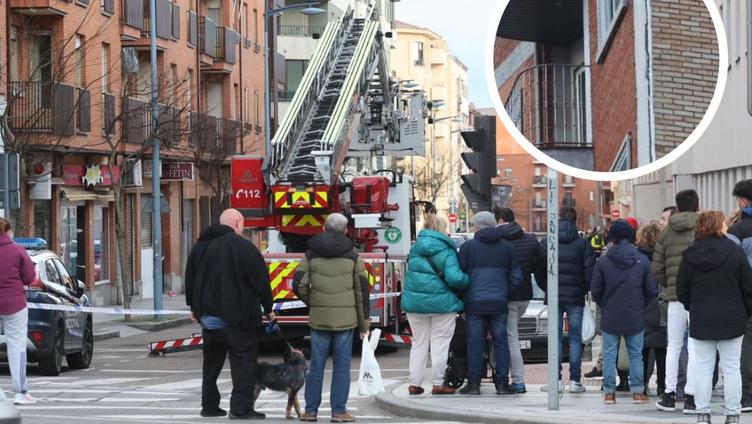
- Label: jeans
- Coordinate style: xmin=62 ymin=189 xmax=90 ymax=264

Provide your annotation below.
xmin=0 ymin=308 xmax=29 ymax=394
xmin=305 ymin=329 xmax=354 ymax=416
xmin=602 ymin=330 xmax=644 ymax=394
xmin=407 ymin=313 xmax=456 ymax=386
xmin=466 ymin=313 xmax=509 ymax=384
xmin=506 ymin=301 xmax=530 ymax=384
xmin=558 ymin=304 xmax=583 ymax=382
xmin=667 ymin=301 xmax=695 ymax=395
xmin=694 ymin=337 xmax=743 ymax=415
xmin=201 ymin=326 xmax=258 ymax=415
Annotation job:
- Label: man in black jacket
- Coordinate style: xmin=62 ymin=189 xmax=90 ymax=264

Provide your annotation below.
xmin=185 ymin=208 xmax=274 ymax=420
xmin=729 ymin=179 xmax=752 ymax=412
xmin=537 ymin=206 xmax=596 ymax=393
xmin=495 ymin=206 xmax=545 ymax=393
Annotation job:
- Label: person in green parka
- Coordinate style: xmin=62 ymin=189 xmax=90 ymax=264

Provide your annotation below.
xmin=402 ymin=214 xmax=470 ymax=395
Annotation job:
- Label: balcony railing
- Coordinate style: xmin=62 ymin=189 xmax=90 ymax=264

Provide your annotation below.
xmin=278 ymin=91 xmax=296 ymax=101
xmin=121 ymin=0 xmax=144 ymax=30
xmin=533 ymin=175 xmax=546 ymax=186
xmin=215 ymin=27 xmax=238 ymax=64
xmin=506 ymin=64 xmax=590 ymax=149
xmin=8 ymin=81 xmax=75 ymax=135
xmin=277 ymin=24 xmax=324 ymax=37
xmin=199 ymin=16 xmax=217 ymax=58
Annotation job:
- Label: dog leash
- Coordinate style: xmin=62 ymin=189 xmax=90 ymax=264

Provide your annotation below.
xmin=266 ymin=319 xmax=295 ymax=351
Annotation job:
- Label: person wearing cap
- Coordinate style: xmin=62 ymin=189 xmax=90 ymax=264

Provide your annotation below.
xmin=457 ymin=211 xmax=523 ymax=396
xmin=591 ymin=219 xmax=658 ymax=405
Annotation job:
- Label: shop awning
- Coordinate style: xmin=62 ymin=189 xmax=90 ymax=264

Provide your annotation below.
xmin=498 ymin=0 xmax=583 ymax=46
xmin=61 ymin=187 xmax=113 ymax=202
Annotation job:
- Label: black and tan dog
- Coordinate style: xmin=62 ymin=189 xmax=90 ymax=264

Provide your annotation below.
xmin=253 ymin=347 xmax=308 ymax=419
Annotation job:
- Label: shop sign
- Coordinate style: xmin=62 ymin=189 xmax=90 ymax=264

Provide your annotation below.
xmin=161 ymin=162 xmax=194 ymax=181
xmin=63 ymin=165 xmax=121 ymax=186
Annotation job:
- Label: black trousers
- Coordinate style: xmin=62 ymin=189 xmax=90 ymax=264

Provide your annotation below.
xmin=642 ymin=347 xmax=667 ymax=392
xmin=202 ymin=327 xmax=258 ymax=415
xmin=742 ymin=319 xmax=752 ymax=400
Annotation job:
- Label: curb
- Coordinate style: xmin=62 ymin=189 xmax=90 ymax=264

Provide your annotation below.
xmin=93 ymin=330 xmax=120 ymax=341
xmin=126 ymin=317 xmax=194 ymax=332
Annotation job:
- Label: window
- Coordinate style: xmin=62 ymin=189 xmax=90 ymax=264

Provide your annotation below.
xmin=53 ymin=258 xmax=76 ymax=292
xmin=243 ymin=88 xmax=249 ymax=122
xmin=75 ymin=35 xmax=84 ymax=87
xmin=241 ymin=4 xmax=248 ymax=38
xmin=564 ymin=174 xmax=574 ymax=184
xmin=285 ymin=59 xmax=308 ymax=99
xmin=93 ymin=206 xmax=110 ymax=282
xmin=575 ymin=68 xmax=588 ymax=144
xmin=413 ymin=41 xmax=424 ymax=66
xmin=503 ymin=168 xmax=513 ymax=178
xmin=233 ymin=83 xmax=240 ymax=119
xmin=101 ymin=43 xmax=111 ymax=93
xmin=9 ymin=27 xmax=18 ymax=81
xmin=610 ymin=134 xmax=632 ymax=172
xmin=253 ymin=8 xmax=259 ymax=42
xmin=186 ymin=69 xmax=193 ymax=110
xmin=254 ymin=89 xmax=260 ymax=126
xmin=563 ymin=191 xmax=575 ymax=208
xmin=206 ymin=0 xmax=220 ymax=25
xmin=589 ymin=191 xmax=595 ymax=202
xmin=44 ymin=260 xmax=62 ymax=287
xmin=206 ymin=82 xmax=223 ymax=118
xmin=596 ymin=0 xmax=627 ymax=62
xmin=535 ymin=167 xmax=541 ymax=176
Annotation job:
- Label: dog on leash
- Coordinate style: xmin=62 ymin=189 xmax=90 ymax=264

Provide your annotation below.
xmin=254 ymin=347 xmax=308 ymax=419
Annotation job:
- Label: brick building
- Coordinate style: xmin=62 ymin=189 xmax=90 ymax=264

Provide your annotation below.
xmin=484 ymin=110 xmax=600 ymax=236
xmin=494 ymin=0 xmax=718 ymax=172
xmin=1 ymin=0 xmax=265 ymax=305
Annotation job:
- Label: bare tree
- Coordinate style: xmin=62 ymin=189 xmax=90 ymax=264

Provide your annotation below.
xmin=411 ymin=154 xmax=452 ymax=206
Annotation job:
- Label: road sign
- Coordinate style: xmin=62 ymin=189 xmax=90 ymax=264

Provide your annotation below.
xmin=611 ymin=209 xmax=621 ymax=218
xmin=459 ymin=211 xmax=467 ymax=220
xmin=448 ymin=213 xmax=458 ymax=223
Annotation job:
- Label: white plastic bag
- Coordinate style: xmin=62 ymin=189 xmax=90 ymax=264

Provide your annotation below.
xmin=357 ymin=328 xmax=385 ymax=396
xmin=581 ymin=304 xmax=596 ymax=345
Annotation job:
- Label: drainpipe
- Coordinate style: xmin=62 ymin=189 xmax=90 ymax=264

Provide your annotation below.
xmin=238 ymin=2 xmax=244 ymax=153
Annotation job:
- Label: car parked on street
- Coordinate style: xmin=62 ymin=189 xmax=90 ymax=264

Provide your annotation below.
xmin=0 ymin=238 xmax=93 ymax=376
xmin=518 ymin=278 xmax=572 ymax=363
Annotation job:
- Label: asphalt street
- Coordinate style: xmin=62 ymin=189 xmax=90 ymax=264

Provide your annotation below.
xmin=0 ymin=323 xmax=462 ymax=424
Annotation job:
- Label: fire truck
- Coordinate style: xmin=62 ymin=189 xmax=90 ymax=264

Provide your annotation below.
xmin=230 ymin=3 xmax=427 ymax=348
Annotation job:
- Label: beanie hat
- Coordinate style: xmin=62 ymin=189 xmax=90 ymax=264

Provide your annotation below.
xmin=625 ymin=216 xmax=640 ymax=231
xmin=609 ymin=219 xmax=635 ymax=243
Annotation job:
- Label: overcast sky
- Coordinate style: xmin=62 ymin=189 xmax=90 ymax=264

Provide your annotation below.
xmin=394 ymin=0 xmax=498 ymax=108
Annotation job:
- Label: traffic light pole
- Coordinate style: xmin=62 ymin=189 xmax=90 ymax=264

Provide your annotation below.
xmin=546 ymin=168 xmax=559 ymax=410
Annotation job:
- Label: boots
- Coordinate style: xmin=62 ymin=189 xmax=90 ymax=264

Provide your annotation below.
xmin=459 ymin=381 xmax=481 ymax=395
xmin=616 ymin=370 xmax=630 ymax=392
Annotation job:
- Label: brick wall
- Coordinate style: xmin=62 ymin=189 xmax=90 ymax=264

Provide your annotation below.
xmin=651 ymin=0 xmax=718 ymax=158
xmin=588 ymin=0 xmax=638 ymax=171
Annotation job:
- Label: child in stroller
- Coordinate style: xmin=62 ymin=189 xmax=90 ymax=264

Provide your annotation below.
xmin=443 ymin=314 xmax=496 ymax=389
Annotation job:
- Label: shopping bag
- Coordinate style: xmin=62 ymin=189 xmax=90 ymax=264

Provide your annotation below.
xmin=358 ymin=328 xmax=385 ymax=396
xmin=581 ymin=303 xmax=596 ymax=345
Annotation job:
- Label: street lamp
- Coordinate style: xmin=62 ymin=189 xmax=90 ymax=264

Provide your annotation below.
xmin=263 ymin=1 xmax=325 ymax=169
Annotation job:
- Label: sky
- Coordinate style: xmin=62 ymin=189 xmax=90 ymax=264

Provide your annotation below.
xmin=394 ymin=0 xmax=498 ymax=108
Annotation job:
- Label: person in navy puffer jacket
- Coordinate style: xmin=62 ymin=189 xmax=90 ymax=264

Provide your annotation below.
xmin=457 ymin=211 xmax=522 ymax=396
xmin=402 ymin=215 xmax=470 ymax=396
xmin=537 ymin=206 xmax=596 ymax=393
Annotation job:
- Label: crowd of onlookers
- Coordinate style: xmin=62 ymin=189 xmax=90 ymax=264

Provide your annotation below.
xmin=401 ymin=179 xmax=752 ymax=424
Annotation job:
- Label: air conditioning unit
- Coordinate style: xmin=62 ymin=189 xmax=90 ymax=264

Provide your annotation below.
xmin=125 ymin=159 xmax=143 ymax=187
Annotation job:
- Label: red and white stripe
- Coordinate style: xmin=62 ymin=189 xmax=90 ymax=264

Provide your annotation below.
xmin=149 ymin=335 xmax=203 ymax=353
xmin=381 ymin=333 xmax=412 ymax=346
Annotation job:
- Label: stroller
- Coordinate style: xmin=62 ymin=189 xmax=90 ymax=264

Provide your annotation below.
xmin=443 ymin=314 xmax=496 ymax=389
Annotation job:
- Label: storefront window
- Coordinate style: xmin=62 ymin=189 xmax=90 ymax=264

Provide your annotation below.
xmin=94 ymin=206 xmax=110 ymax=282
xmin=33 ymin=200 xmax=52 ymax=243
xmin=59 ymin=205 xmax=79 ymax=274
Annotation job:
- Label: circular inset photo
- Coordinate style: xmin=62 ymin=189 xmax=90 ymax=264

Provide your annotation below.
xmin=487 ymin=0 xmax=727 ymax=180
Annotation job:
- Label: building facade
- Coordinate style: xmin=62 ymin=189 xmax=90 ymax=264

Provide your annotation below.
xmin=2 ymin=0 xmax=265 ymax=305
xmin=494 ymin=0 xmax=718 ymax=172
xmin=390 ymin=21 xmax=470 ymax=223
xmin=629 ymin=0 xmax=752 ymax=221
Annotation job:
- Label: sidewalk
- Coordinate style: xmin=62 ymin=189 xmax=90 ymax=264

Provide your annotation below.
xmin=376 ymin=367 xmax=730 ymax=424
xmin=93 ymin=295 xmax=192 ymax=340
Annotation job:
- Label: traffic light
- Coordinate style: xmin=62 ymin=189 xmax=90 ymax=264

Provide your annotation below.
xmin=460 ymin=115 xmax=496 ymax=213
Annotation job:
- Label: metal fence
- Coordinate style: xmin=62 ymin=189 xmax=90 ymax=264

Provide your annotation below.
xmin=278 ymin=24 xmax=325 ymax=37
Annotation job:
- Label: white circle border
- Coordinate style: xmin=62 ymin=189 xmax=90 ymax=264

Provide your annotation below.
xmin=484 ymin=0 xmax=729 ymax=182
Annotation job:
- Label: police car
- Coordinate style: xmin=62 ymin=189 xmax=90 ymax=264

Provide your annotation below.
xmin=0 ymin=238 xmax=93 ymax=376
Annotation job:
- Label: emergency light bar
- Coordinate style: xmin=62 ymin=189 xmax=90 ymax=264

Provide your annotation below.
xmin=14 ymin=238 xmax=48 ymax=250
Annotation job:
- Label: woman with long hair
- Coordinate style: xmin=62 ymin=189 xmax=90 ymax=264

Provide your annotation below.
xmin=402 ymin=214 xmax=469 ymax=395
xmin=677 ymin=211 xmax=752 ymax=424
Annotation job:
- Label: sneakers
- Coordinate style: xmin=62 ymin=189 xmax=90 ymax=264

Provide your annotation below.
xmin=510 ymin=382 xmax=527 ymax=394
xmin=200 ymin=407 xmax=227 ymax=417
xmin=656 ymin=391 xmax=676 ymax=412
xmin=331 ymin=412 xmax=356 ymax=423
xmin=697 ymin=413 xmax=712 ymax=424
xmin=633 ymin=392 xmax=649 ymax=404
xmin=569 ymin=381 xmax=586 ymax=393
xmin=495 ymin=381 xmax=515 ymax=396
xmin=604 ymin=393 xmax=616 ymax=404
xmin=300 ymin=412 xmax=318 ymax=422
xmin=431 ymin=385 xmax=455 ymax=395
xmin=742 ymin=398 xmax=752 ymax=413
xmin=228 ymin=410 xmax=265 ymax=420
xmin=13 ymin=393 xmax=37 ymax=405
xmin=726 ymin=415 xmax=740 ymax=424
xmin=458 ymin=381 xmax=481 ymax=395
xmin=584 ymin=367 xmax=602 ymax=378
xmin=408 ymin=385 xmax=425 ymax=395
xmin=684 ymin=395 xmax=698 ymax=415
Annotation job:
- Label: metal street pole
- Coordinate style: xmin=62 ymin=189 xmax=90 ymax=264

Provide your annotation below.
xmin=547 ymin=168 xmax=559 ymax=410
xmin=0 ymin=97 xmax=8 ymax=220
xmin=149 ymin=0 xmax=163 ymax=317
xmin=263 ymin=3 xmax=271 ymax=169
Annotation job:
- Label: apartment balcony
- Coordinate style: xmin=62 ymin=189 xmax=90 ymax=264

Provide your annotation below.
xmin=506 ymin=64 xmax=593 ymax=170
xmin=10 ymin=0 xmax=75 ymax=16
xmin=120 ymin=0 xmax=144 ymax=39
xmin=198 ymin=16 xmax=217 ymax=65
xmin=121 ymin=0 xmax=178 ymax=47
xmin=8 ymin=81 xmax=76 ymax=135
xmin=532 ymin=175 xmax=546 ymax=188
xmin=203 ymin=27 xmax=239 ymax=73
xmin=498 ymin=0 xmax=582 ymax=47
xmin=277 ymin=24 xmax=324 ymax=37
xmin=124 ymin=98 xmax=183 ymax=145
xmin=188 ymin=113 xmax=241 ymax=156
xmin=532 ymin=202 xmax=546 ymax=212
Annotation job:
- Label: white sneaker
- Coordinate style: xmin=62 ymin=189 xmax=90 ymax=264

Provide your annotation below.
xmin=14 ymin=392 xmax=37 ymax=405
xmin=569 ymin=381 xmax=586 ymax=393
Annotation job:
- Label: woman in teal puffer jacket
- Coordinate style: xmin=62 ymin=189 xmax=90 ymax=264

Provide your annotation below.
xmin=402 ymin=215 xmax=470 ymax=395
